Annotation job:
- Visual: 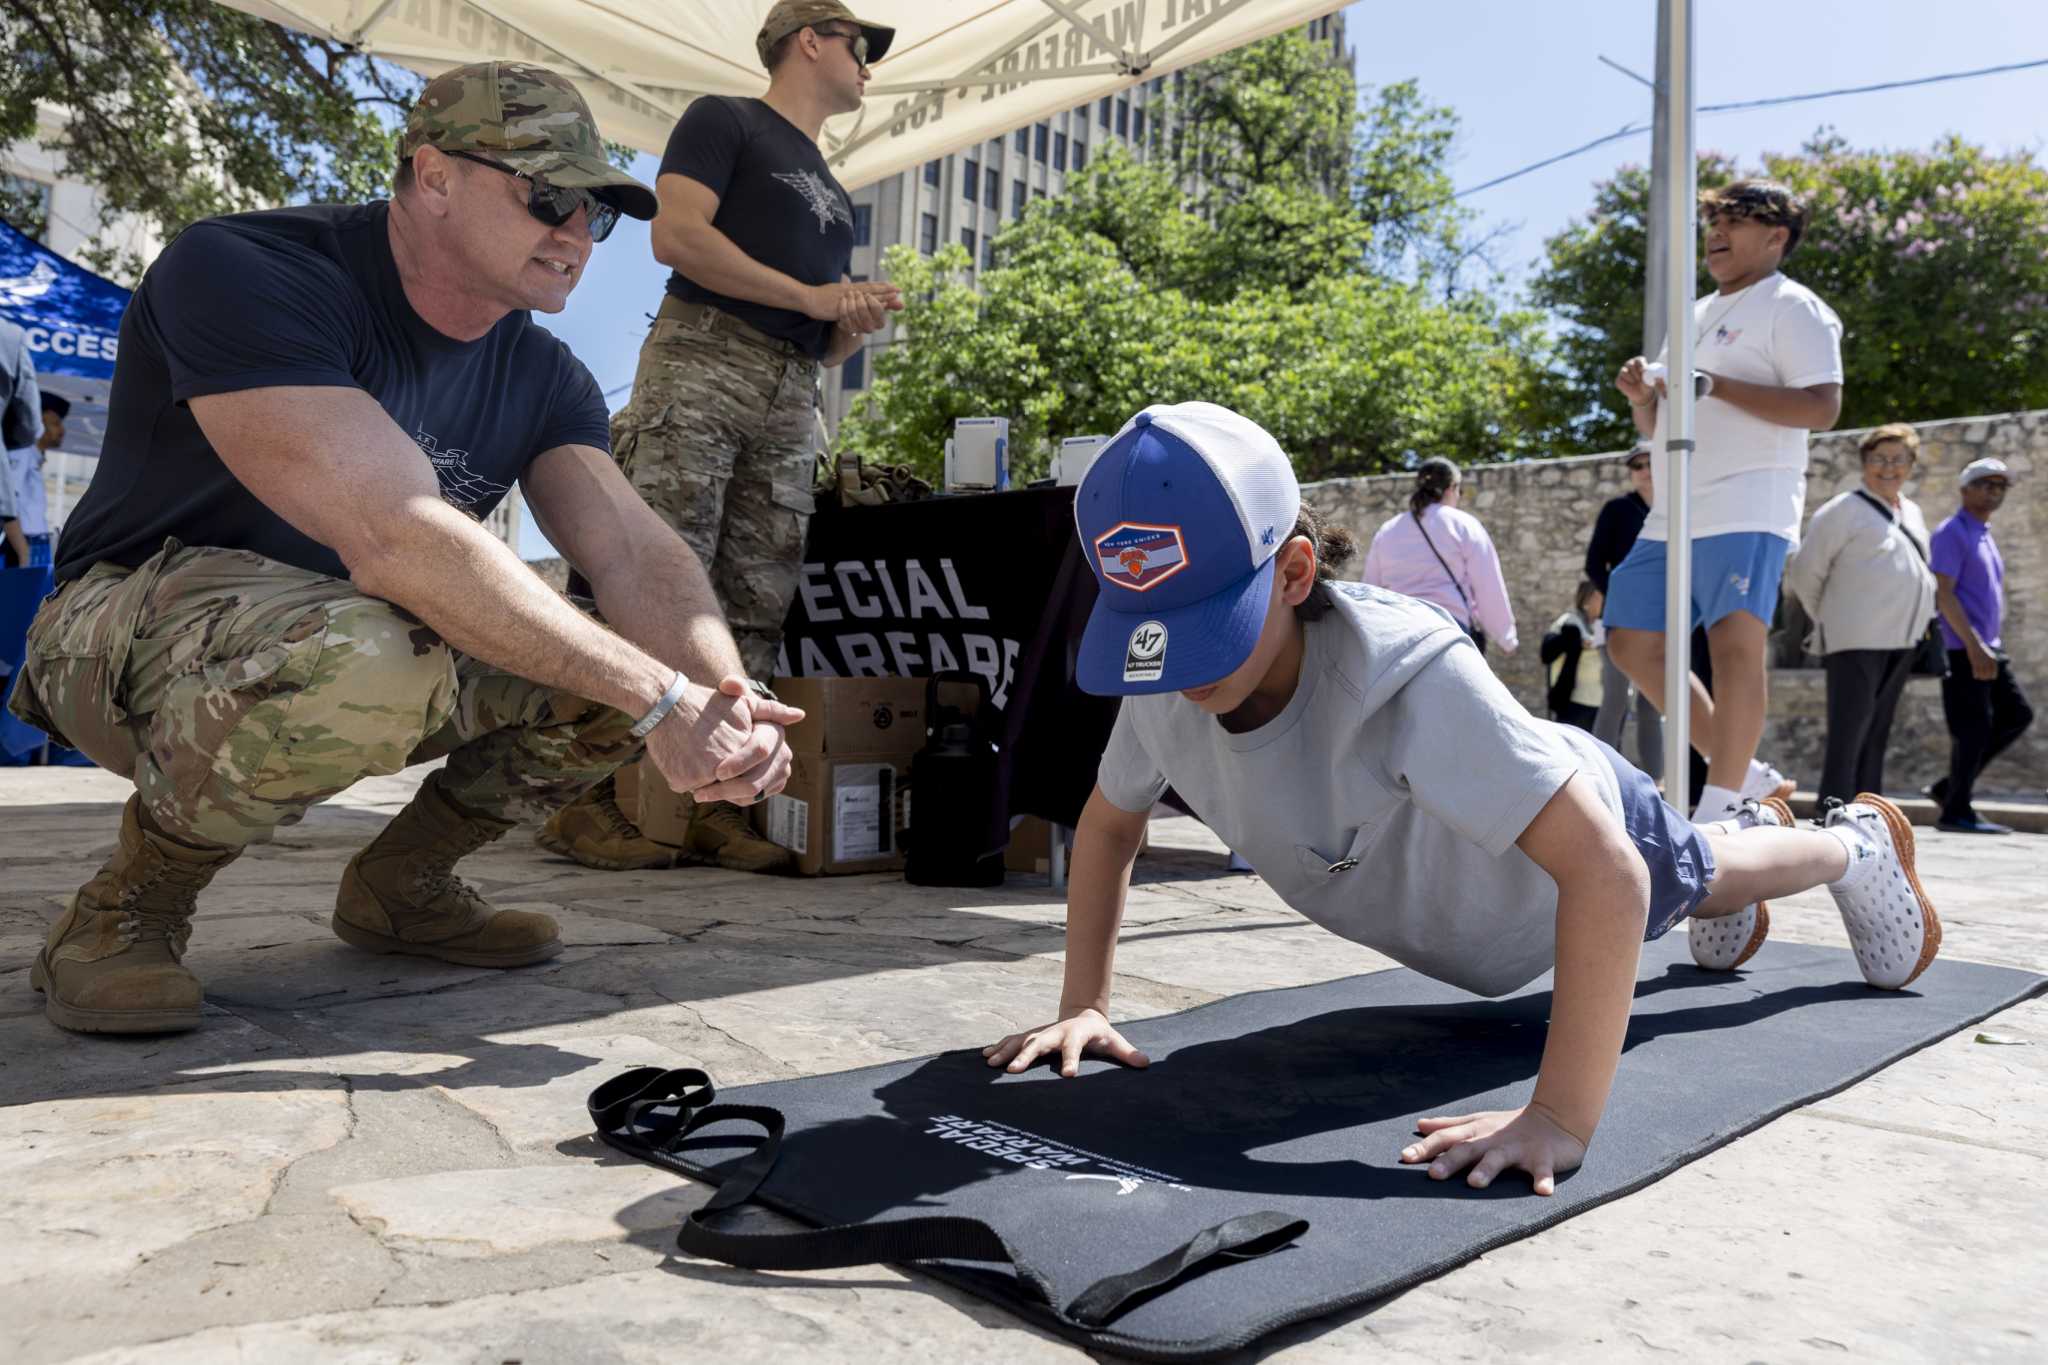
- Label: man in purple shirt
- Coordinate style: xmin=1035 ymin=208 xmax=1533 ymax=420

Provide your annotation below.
xmin=1928 ymin=458 xmax=2032 ymax=833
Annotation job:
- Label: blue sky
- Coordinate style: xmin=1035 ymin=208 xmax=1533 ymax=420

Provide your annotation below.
xmin=521 ymin=0 xmax=2045 ymax=556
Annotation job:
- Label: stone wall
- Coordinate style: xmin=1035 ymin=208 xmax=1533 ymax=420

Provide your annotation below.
xmin=1303 ymin=410 xmax=2047 ymax=797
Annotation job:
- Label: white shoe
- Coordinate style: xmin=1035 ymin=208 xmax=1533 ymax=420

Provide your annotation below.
xmin=1825 ymin=793 xmax=1943 ymax=990
xmin=1688 ymin=797 xmax=1793 ymax=971
xmin=1741 ymin=758 xmax=1796 ymax=804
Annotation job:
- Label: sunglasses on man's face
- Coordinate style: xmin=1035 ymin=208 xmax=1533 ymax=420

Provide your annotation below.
xmin=447 ymin=149 xmax=621 ymax=242
xmin=1627 ymin=459 xmax=1650 ymax=472
xmin=815 ymin=26 xmax=870 ymax=66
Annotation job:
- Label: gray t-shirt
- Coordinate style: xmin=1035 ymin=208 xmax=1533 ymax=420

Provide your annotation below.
xmin=1097 ymin=582 xmax=1623 ymax=997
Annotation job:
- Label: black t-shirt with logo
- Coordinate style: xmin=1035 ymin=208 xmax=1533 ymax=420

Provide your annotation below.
xmin=660 ymin=96 xmax=855 ymax=359
xmin=56 ymin=201 xmax=610 ymax=584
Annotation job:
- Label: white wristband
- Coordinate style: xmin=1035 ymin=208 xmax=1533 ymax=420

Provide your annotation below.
xmin=627 ymin=671 xmax=688 ymax=739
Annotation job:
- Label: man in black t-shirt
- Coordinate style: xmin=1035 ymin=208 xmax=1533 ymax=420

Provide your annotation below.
xmin=8 ymin=63 xmax=807 ymax=1036
xmin=541 ymin=0 xmax=905 ymax=874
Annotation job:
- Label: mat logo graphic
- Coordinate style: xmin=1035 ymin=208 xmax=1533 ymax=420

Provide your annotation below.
xmin=920 ymin=1115 xmax=1187 ymax=1192
xmin=1095 ymin=522 xmax=1188 ymax=592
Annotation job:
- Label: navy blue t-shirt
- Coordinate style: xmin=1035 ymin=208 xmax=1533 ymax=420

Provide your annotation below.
xmin=660 ymin=96 xmax=854 ymax=359
xmin=56 ymin=201 xmax=610 ymax=584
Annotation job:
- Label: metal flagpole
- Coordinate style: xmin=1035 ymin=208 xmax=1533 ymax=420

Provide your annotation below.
xmin=1656 ymin=0 xmax=1696 ymax=795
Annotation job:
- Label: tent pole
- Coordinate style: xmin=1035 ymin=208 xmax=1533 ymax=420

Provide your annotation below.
xmin=1656 ymin=0 xmax=1696 ymax=802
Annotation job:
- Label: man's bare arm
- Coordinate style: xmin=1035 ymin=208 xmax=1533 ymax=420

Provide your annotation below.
xmin=187 ymin=386 xmax=778 ymax=795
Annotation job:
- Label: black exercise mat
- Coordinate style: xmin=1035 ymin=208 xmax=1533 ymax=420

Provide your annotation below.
xmin=591 ymin=937 xmax=2043 ymax=1360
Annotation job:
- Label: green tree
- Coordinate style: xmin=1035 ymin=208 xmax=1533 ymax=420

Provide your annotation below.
xmin=840 ymin=35 xmax=1551 ymax=481
xmin=1529 ymin=134 xmax=2048 ymax=452
xmin=1 ymin=0 xmax=419 ymax=281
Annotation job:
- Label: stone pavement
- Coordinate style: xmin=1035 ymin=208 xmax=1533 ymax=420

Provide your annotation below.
xmin=3 ymin=764 xmax=2044 ymax=1364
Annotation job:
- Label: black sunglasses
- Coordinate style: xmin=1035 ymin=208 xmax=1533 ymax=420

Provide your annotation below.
xmin=1626 ymin=458 xmax=1650 ymax=471
xmin=446 ymin=149 xmax=620 ymax=242
xmin=814 ymin=26 xmax=870 ymax=66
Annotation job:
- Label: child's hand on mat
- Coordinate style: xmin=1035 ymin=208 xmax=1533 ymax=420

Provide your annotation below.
xmin=1398 ymin=1105 xmax=1587 ymax=1196
xmin=983 ymin=1010 xmax=1150 ymax=1078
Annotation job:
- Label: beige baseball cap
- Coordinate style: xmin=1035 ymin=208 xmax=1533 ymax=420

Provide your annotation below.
xmin=756 ymin=0 xmax=895 ymax=69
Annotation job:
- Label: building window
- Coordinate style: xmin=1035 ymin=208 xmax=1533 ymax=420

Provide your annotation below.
xmin=1072 ymin=138 xmax=1088 ymax=171
xmin=1012 ymin=178 xmax=1028 ymax=220
xmin=982 ymin=238 xmax=996 ymax=272
xmin=1053 ymin=132 xmax=1068 ymax=172
xmin=1099 ymin=95 xmax=1112 ymax=127
xmin=1134 ymin=108 xmax=1146 ymax=144
xmin=919 ymin=212 xmax=938 ymax=255
xmin=923 ymin=159 xmax=941 ymax=187
xmin=1034 ymin=122 xmax=1049 ymax=162
xmin=962 ymin=158 xmax=980 ymax=199
xmin=1014 ymin=127 xmax=1028 ymax=154
xmin=0 ymin=174 xmax=52 ymax=242
xmin=984 ymin=167 xmax=999 ymax=211
xmin=850 ymin=203 xmax=871 ymax=247
xmin=960 ymin=225 xmax=977 ymax=258
xmin=841 ymin=347 xmax=866 ymax=390
xmin=1033 ymin=188 xmax=1046 ymax=201
xmin=1116 ymin=99 xmax=1130 ymax=137
xmin=1150 ymin=76 xmax=1165 ymax=95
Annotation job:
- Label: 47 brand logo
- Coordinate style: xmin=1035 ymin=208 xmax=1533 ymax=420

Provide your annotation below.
xmin=1124 ymin=620 xmax=1168 ymax=684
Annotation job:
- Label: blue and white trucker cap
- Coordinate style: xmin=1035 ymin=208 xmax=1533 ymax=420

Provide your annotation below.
xmin=1074 ymin=403 xmax=1300 ymax=695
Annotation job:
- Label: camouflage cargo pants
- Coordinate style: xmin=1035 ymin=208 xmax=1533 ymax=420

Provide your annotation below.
xmin=5 ymin=541 xmax=641 ymax=849
xmin=610 ymin=303 xmax=819 ymax=678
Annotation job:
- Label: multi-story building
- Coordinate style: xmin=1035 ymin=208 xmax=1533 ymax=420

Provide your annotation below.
xmin=824 ymin=12 xmax=1351 ymax=434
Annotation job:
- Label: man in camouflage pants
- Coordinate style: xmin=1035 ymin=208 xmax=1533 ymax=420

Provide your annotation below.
xmin=9 ymin=63 xmax=803 ymax=1035
xmin=539 ymin=0 xmax=902 ymax=873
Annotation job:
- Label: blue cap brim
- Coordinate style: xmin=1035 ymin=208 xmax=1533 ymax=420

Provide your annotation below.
xmin=1076 ymin=554 xmax=1278 ymax=696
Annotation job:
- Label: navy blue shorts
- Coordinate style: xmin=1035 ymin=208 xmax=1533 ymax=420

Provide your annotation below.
xmin=1589 ymin=736 xmax=1718 ymax=940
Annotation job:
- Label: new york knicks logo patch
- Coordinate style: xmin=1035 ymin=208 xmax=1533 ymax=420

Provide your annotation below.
xmin=1095 ymin=522 xmax=1188 ymax=592
xmin=1124 ymin=621 xmax=1168 ymax=683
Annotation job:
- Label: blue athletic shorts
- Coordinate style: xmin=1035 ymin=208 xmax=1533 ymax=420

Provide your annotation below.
xmin=1601 ymin=531 xmax=1791 ymax=634
xmin=1590 ymin=735 xmax=1717 ymax=940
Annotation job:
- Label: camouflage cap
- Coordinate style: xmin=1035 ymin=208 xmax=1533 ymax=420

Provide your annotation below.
xmin=756 ymin=0 xmax=895 ymax=70
xmin=401 ymin=61 xmax=656 ymax=221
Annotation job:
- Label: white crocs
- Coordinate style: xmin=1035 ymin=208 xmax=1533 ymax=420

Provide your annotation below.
xmin=1741 ymin=758 xmax=1796 ymax=804
xmin=1688 ymin=797 xmax=1794 ymax=971
xmin=1824 ymin=793 xmax=1943 ymax=989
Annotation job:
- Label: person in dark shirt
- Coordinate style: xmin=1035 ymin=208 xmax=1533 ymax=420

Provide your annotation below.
xmin=1583 ymin=446 xmax=1662 ymax=777
xmin=7 ymin=63 xmax=806 ymax=1037
xmin=542 ymin=0 xmax=905 ymax=874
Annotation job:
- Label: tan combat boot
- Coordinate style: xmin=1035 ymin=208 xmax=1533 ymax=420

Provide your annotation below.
xmin=31 ymin=795 xmax=239 ymax=1034
xmin=534 ymin=774 xmax=674 ymax=871
xmin=686 ymin=798 xmax=795 ymax=874
xmin=334 ymin=778 xmax=562 ymax=967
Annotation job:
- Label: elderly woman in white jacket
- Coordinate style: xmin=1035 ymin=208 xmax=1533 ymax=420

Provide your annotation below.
xmin=1784 ymin=423 xmax=1939 ymax=804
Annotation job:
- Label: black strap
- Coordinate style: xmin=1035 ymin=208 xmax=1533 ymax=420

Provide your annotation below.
xmin=1851 ymin=489 xmax=1928 ymax=562
xmin=1412 ymin=510 xmax=1476 ymax=626
xmin=587 ymin=1066 xmax=1308 ymax=1332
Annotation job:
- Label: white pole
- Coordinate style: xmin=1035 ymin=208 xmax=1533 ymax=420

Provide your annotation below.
xmin=1657 ymin=0 xmax=1696 ymax=797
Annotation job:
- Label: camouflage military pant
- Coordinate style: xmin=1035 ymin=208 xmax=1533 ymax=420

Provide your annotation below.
xmin=611 ymin=303 xmax=819 ymax=678
xmin=5 ymin=542 xmax=640 ymax=849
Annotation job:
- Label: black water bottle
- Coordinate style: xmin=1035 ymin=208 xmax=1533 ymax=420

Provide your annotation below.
xmin=904 ymin=672 xmax=1006 ymax=887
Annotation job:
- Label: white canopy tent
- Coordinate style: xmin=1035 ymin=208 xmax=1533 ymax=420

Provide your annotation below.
xmin=220 ymin=0 xmax=1352 ymax=191
xmin=217 ymin=0 xmax=1704 ymax=778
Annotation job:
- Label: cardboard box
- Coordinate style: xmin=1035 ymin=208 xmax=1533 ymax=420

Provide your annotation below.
xmin=757 ymin=750 xmax=912 ymax=876
xmin=773 ymin=676 xmax=928 ymax=756
xmin=1004 ymin=814 xmax=1149 ymax=877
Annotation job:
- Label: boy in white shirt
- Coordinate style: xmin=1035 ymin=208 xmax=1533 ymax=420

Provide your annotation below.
xmin=1607 ymin=179 xmax=1843 ymax=837
xmin=986 ymin=403 xmax=1937 ymax=1197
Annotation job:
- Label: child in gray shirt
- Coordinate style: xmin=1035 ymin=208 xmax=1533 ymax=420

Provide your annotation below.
xmin=986 ymin=403 xmax=1941 ymax=1196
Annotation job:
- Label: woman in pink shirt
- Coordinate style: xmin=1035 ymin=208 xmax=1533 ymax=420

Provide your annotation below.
xmin=1361 ymin=458 xmax=1519 ymax=655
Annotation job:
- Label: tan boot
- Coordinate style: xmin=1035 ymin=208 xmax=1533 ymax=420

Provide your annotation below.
xmin=686 ymin=799 xmax=795 ymax=874
xmin=334 ymin=779 xmax=562 ymax=967
xmin=534 ymin=775 xmax=674 ymax=871
xmin=30 ymin=795 xmax=238 ymax=1034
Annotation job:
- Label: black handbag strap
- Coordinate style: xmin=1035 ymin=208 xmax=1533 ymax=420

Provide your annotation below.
xmin=587 ymin=1066 xmax=1308 ymax=1331
xmin=1412 ymin=510 xmax=1476 ymax=625
xmin=1851 ymin=488 xmax=1928 ymax=562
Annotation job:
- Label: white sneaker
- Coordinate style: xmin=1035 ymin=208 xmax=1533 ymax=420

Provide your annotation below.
xmin=1740 ymin=759 xmax=1797 ymax=804
xmin=1688 ymin=797 xmax=1793 ymax=971
xmin=1825 ymin=793 xmax=1943 ymax=990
